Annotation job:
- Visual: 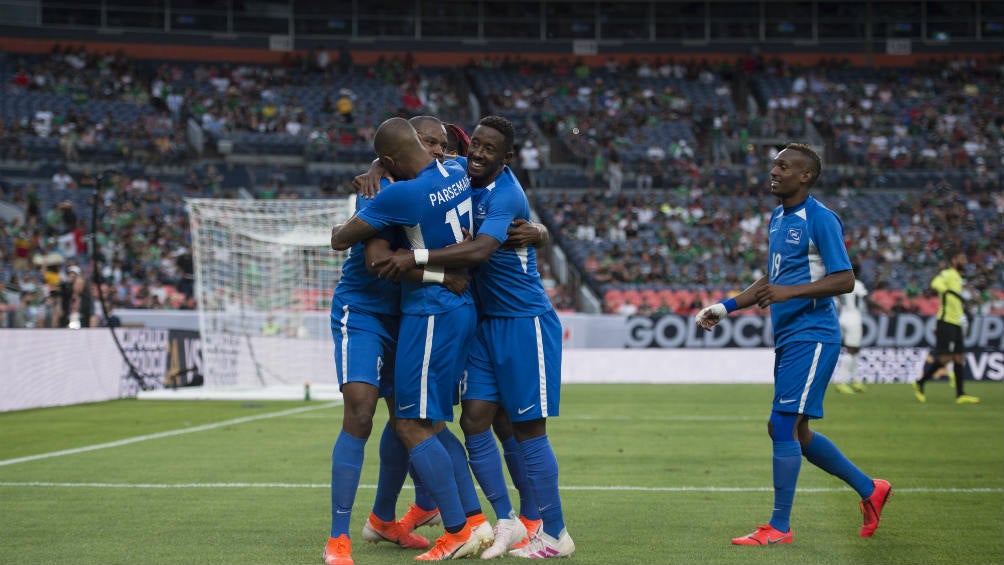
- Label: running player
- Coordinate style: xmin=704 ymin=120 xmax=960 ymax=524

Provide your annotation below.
xmin=913 ymin=249 xmax=980 ymax=404
xmin=696 ymin=143 xmax=891 ymax=545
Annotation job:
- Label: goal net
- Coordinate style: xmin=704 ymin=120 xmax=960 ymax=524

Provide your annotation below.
xmin=186 ymin=198 xmax=353 ymax=389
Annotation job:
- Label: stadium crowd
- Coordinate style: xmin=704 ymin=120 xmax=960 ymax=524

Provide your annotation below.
xmin=1 ymin=47 xmax=1003 ymax=326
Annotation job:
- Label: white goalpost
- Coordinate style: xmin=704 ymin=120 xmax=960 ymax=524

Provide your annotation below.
xmin=186 ymin=198 xmax=354 ymax=394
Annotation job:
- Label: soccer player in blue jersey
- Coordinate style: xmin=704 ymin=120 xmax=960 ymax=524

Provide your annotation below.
xmin=356 ymin=116 xmax=546 ymax=554
xmin=696 ymin=143 xmax=891 ymax=546
xmin=376 ymin=115 xmax=574 ymax=559
xmin=330 ymin=117 xmax=485 ymax=561
xmin=323 ymin=122 xmax=477 ymax=563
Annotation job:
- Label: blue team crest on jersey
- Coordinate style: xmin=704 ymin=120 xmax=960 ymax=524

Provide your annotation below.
xmin=786 ymin=228 xmax=802 ymax=244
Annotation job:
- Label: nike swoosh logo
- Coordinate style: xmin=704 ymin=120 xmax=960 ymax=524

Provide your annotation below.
xmin=778 ymin=398 xmax=797 ymax=404
xmin=766 ymin=536 xmax=787 ymax=544
xmin=398 ymin=403 xmax=416 ymax=410
xmin=335 ymin=510 xmax=351 ymax=515
xmin=517 ymin=405 xmax=535 ymax=415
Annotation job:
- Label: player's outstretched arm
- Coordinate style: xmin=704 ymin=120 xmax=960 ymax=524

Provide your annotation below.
xmin=330 ymin=215 xmax=378 ymax=251
xmin=502 ymin=218 xmax=548 ymax=249
xmin=696 ymin=276 xmax=768 ymax=330
xmin=364 ymin=239 xmax=469 ymax=295
xmin=754 ymin=269 xmax=853 ymax=308
xmin=374 ymin=234 xmax=500 ymax=280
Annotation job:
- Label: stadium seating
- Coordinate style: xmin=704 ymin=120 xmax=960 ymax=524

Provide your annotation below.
xmin=1 ymin=50 xmax=1002 ymax=320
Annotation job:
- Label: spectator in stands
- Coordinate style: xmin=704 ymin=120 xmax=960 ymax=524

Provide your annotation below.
xmin=518 ymin=140 xmax=541 ymax=189
xmin=607 ymin=148 xmax=624 ymax=194
xmin=51 ymin=169 xmax=76 ymax=190
xmin=55 ymin=265 xmax=93 ymax=328
xmin=335 ymin=88 xmax=355 ymax=123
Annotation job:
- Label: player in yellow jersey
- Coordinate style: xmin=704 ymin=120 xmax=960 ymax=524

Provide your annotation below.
xmin=913 ymin=249 xmax=980 ymax=404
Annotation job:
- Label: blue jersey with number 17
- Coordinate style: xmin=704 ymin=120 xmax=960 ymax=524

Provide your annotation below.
xmin=766 ymin=195 xmax=851 ymax=348
xmin=466 ymin=162 xmax=552 ymax=318
xmin=355 ymin=159 xmax=474 ymax=316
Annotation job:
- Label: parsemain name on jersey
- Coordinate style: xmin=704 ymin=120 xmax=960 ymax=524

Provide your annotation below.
xmin=428 ymin=175 xmax=470 ymax=206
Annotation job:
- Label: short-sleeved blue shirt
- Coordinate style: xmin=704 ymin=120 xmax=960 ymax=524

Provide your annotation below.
xmin=766 ymin=196 xmax=851 ymax=348
xmin=355 ymin=159 xmax=474 ymax=315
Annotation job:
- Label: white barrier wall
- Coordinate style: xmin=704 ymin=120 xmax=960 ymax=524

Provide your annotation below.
xmin=1 ymin=329 xmax=126 ymax=412
xmin=4 ymin=310 xmax=1001 ymax=411
xmin=0 ymin=327 xmax=779 ymax=412
xmin=562 ymin=348 xmax=775 ymax=383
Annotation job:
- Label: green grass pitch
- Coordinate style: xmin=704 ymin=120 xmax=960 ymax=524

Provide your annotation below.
xmin=1 ymin=382 xmax=1001 ymax=565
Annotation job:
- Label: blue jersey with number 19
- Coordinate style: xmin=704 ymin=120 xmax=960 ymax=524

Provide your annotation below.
xmin=467 ymin=164 xmax=551 ymax=317
xmin=355 ymin=159 xmax=474 ymax=316
xmin=767 ymin=195 xmax=851 ymax=348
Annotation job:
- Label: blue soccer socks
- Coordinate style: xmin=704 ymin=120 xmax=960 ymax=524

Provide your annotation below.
xmin=371 ymin=422 xmax=410 ymax=522
xmin=330 ymin=431 xmax=366 ymax=537
xmin=502 ymin=435 xmax=540 ymax=521
xmin=519 ymin=434 xmax=566 ymax=538
xmin=410 ymin=435 xmax=467 ymax=531
xmin=803 ymin=432 xmax=874 ymax=498
xmin=436 ymin=428 xmax=483 ymax=516
xmin=769 ymin=440 xmax=802 ymax=533
xmin=466 ymin=430 xmax=515 ymax=520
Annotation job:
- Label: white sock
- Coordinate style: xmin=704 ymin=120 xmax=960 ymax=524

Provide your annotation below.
xmin=846 ymin=353 xmax=858 ymax=384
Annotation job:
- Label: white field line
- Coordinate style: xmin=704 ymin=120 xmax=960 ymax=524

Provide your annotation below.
xmin=562 ymin=415 xmax=760 ymax=421
xmin=0 ymin=402 xmax=340 ymax=467
xmin=0 ymin=409 xmax=749 ymax=469
xmin=0 ymin=482 xmax=1000 ymax=494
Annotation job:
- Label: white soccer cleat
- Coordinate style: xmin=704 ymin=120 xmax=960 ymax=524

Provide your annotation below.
xmin=480 ymin=515 xmax=528 ymax=559
xmin=508 ymin=528 xmax=575 ymax=559
xmin=470 ymin=520 xmax=495 ymax=554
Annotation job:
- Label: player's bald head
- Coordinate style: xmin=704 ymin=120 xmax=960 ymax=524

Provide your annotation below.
xmin=374 ymin=117 xmax=420 ymax=159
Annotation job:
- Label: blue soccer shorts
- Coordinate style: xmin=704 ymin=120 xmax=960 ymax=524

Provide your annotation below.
xmin=772 ymin=341 xmax=840 ymax=419
xmin=462 ymin=309 xmax=562 ymax=422
xmin=330 ymin=303 xmax=398 ymax=399
xmin=394 ymin=304 xmax=477 ymax=422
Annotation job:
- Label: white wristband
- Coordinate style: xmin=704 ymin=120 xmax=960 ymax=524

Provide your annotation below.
xmin=414 ymin=248 xmax=429 ymax=266
xmin=422 ymin=265 xmax=445 ymax=284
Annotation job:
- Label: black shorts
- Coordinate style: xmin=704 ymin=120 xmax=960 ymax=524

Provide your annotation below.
xmin=933 ymin=319 xmax=964 ymax=355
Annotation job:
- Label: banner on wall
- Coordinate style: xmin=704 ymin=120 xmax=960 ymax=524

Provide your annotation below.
xmin=624 ymin=313 xmax=1003 ymax=382
xmin=117 ymin=328 xmax=203 ymax=395
xmin=855 ymin=347 xmax=1004 ymax=383
xmin=625 ymin=313 xmax=1003 ymax=349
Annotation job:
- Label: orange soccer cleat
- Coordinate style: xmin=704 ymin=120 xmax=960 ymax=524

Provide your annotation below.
xmin=860 ymin=478 xmax=892 ymax=538
xmin=731 ymin=524 xmax=793 ymax=546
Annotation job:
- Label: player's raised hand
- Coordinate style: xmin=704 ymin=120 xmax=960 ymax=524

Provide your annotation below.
xmin=352 ymin=170 xmax=384 ymax=198
xmin=695 ymin=303 xmax=727 ymax=331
